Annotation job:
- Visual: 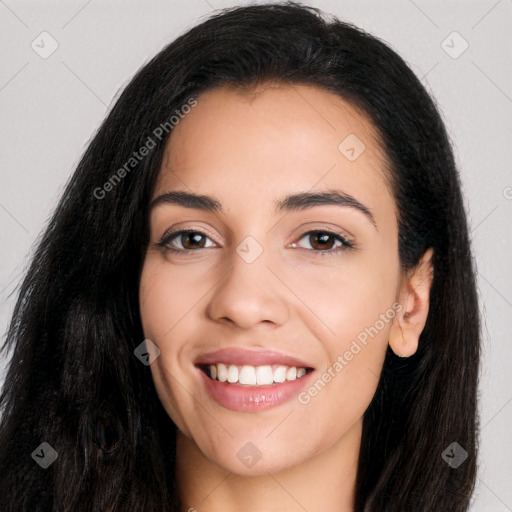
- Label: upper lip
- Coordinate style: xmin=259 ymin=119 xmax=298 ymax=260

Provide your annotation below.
xmin=194 ymin=348 xmax=314 ymax=369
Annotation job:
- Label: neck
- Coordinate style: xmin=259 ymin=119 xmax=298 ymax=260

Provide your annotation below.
xmin=175 ymin=419 xmax=361 ymax=512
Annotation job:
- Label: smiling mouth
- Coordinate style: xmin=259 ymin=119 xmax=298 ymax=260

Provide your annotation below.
xmin=197 ymin=363 xmax=314 ymax=387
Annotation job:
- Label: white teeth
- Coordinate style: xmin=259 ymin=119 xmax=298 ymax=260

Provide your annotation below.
xmin=239 ymin=365 xmax=256 ymax=385
xmin=256 ymin=365 xmax=274 ymax=385
xmin=227 ymin=364 xmax=238 ymax=383
xmin=217 ymin=363 xmax=228 ymax=382
xmin=205 ymin=363 xmax=309 ymax=385
xmin=273 ymin=365 xmax=287 ymax=383
xmin=286 ymin=366 xmax=297 ymax=380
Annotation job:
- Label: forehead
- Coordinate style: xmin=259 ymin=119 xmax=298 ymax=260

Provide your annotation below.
xmin=155 ymin=83 xmax=394 ymax=222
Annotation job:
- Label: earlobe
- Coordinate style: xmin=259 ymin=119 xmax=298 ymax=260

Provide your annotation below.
xmin=389 ymin=247 xmax=434 ymax=358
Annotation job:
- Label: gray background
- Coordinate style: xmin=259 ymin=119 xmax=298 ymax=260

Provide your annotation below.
xmin=1 ymin=0 xmax=511 ymax=510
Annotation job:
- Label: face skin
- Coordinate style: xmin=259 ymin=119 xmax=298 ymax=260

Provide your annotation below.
xmin=139 ymin=83 xmax=434 ymax=512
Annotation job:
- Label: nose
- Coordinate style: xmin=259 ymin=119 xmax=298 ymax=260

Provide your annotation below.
xmin=205 ymin=247 xmax=290 ymax=330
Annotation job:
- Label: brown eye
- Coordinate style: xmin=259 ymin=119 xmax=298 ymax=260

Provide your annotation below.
xmin=293 ymin=230 xmax=353 ymax=254
xmin=156 ymin=229 xmax=216 ymax=253
xmin=309 ymin=232 xmax=336 ymax=250
xmin=179 ymin=231 xmax=208 ymax=250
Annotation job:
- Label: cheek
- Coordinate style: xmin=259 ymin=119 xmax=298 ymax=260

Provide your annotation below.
xmin=139 ymin=259 xmax=206 ymax=435
xmin=139 ymin=262 xmax=164 ymax=339
xmin=288 ymin=246 xmax=398 ymax=416
xmin=148 ymin=357 xmax=188 ymax=432
xmin=335 ymin=240 xmax=399 ymax=335
xmin=279 ymin=249 xmax=399 ymax=348
xmin=298 ymin=298 xmax=393 ymax=448
xmin=139 ymin=259 xmax=199 ymax=339
xmin=139 ymin=261 xmax=193 ymax=434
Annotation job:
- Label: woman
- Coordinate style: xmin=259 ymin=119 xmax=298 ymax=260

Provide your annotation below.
xmin=0 ymin=2 xmax=480 ymax=511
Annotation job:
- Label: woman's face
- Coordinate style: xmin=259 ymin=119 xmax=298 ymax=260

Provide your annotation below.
xmin=139 ymin=83 xmax=403 ymax=475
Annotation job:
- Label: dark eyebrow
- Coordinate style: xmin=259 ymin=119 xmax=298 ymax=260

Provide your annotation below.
xmin=150 ymin=189 xmax=377 ymax=229
xmin=150 ymin=191 xmax=223 ymax=212
xmin=274 ymin=190 xmax=377 ymax=229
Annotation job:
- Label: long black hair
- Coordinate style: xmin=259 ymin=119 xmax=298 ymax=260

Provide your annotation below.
xmin=0 ymin=2 xmax=480 ymax=511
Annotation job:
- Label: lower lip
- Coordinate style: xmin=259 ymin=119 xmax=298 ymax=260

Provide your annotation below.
xmin=197 ymin=367 xmax=315 ymax=412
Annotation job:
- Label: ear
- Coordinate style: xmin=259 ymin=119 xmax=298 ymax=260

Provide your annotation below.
xmin=389 ymin=247 xmax=434 ymax=357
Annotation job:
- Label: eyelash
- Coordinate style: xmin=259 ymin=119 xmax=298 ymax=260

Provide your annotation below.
xmin=155 ymin=229 xmax=354 ymax=256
